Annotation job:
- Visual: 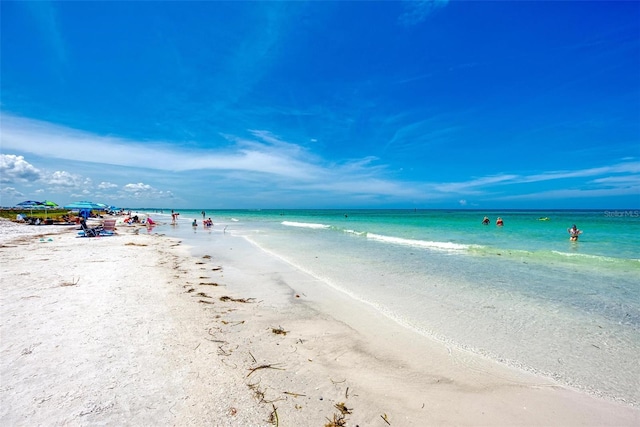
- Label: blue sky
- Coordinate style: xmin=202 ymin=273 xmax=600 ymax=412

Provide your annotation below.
xmin=1 ymin=1 xmax=638 ymax=209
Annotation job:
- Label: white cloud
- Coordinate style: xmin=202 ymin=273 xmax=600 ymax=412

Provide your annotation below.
xmin=124 ymin=183 xmax=153 ymax=192
xmin=98 ymin=181 xmax=119 ymax=190
xmin=0 ymin=154 xmax=43 ymax=183
xmin=48 ymin=170 xmax=85 ymax=188
xmin=120 ymin=182 xmax=173 ymax=200
xmin=0 ymin=186 xmax=24 ymax=198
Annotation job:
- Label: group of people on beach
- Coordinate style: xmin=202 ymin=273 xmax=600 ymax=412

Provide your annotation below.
xmin=191 ymin=218 xmax=213 ymax=227
xmin=170 ymin=210 xmax=213 ymax=228
xmin=482 ymin=216 xmax=503 ymax=226
xmin=482 ymin=216 xmax=583 ymax=240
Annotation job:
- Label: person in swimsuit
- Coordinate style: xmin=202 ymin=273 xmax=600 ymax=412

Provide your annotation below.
xmin=496 ymin=217 xmax=504 ymax=226
xmin=568 ymin=224 xmax=581 ymax=241
xmin=482 ymin=216 xmax=490 ymax=225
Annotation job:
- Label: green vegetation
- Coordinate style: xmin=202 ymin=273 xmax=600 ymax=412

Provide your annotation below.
xmin=0 ymin=209 xmax=69 ymax=221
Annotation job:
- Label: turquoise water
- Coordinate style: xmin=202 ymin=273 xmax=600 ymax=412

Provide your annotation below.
xmin=146 ymin=209 xmax=640 ymax=405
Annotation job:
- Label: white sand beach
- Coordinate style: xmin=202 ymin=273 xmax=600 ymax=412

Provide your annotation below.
xmin=1 ymin=218 xmax=638 ymax=426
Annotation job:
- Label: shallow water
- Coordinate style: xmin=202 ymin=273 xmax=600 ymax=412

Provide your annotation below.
xmin=148 ymin=209 xmax=640 ymax=406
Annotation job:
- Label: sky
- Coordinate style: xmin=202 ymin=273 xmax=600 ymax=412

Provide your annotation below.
xmin=1 ymin=0 xmax=639 ymax=210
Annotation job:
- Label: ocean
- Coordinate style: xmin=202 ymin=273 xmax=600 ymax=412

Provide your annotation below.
xmin=143 ymin=208 xmax=640 ymax=406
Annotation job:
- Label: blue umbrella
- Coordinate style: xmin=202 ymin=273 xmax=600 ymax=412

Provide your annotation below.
xmin=16 ymin=200 xmax=44 ymax=216
xmin=16 ymin=200 xmax=43 ymax=207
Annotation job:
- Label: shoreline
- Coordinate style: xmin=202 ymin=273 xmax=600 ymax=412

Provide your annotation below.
xmin=1 ymin=218 xmax=638 ymax=425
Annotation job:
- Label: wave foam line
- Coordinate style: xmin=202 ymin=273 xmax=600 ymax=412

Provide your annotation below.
xmin=551 ymin=250 xmax=640 ymax=263
xmin=281 ymin=221 xmax=330 ymax=229
xmin=367 ymin=233 xmax=470 ymax=252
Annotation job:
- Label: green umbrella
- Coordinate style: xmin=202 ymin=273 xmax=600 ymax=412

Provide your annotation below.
xmin=42 ymin=200 xmax=59 ymax=220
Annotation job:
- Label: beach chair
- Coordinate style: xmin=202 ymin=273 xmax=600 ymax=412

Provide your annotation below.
xmin=99 ymin=219 xmax=117 ymax=235
xmin=79 ymin=219 xmax=101 ymax=237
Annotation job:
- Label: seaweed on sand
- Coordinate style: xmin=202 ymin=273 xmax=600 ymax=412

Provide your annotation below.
xmin=193 ymin=292 xmax=211 ymax=298
xmin=324 ymin=413 xmax=347 ymax=427
xmin=271 ymin=326 xmax=288 ymax=336
xmin=59 ymin=277 xmax=80 ymax=287
xmin=220 ymin=296 xmax=255 ymax=303
xmin=268 ymin=404 xmax=279 ymax=426
xmin=246 ymin=363 xmax=285 ymax=378
xmin=325 ymin=401 xmax=353 ymax=426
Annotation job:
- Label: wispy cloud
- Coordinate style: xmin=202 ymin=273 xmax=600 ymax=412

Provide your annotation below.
xmin=518 ymin=163 xmax=640 ymax=183
xmin=432 ymin=162 xmax=640 ymax=199
xmin=398 ymin=0 xmax=449 ymax=27
xmin=2 ymin=113 xmax=637 ymax=207
xmin=434 ymin=174 xmax=520 ymax=193
xmin=0 ymin=113 xmax=425 ymax=201
xmin=493 ymin=185 xmax=640 ymax=202
xmin=24 ymin=1 xmax=67 ymax=65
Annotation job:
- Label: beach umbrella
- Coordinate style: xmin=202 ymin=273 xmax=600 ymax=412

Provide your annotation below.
xmin=41 ymin=200 xmax=59 ymax=220
xmin=63 ymin=201 xmax=105 ymax=210
xmin=16 ymin=200 xmax=43 ymax=207
xmin=64 ymin=201 xmax=106 ymax=219
xmin=16 ymin=200 xmax=44 ymax=216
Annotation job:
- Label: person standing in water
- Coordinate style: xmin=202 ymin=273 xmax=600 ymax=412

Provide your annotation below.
xmin=482 ymin=216 xmax=490 ymax=225
xmin=496 ymin=217 xmax=504 ymax=226
xmin=568 ymin=224 xmax=582 ymax=241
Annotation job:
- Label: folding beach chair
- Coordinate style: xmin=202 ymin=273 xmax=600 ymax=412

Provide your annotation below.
xmin=97 ymin=219 xmax=117 ymax=235
xmin=79 ymin=219 xmax=101 ymax=237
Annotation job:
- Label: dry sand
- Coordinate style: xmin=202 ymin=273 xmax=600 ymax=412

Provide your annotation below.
xmin=1 ymin=218 xmax=638 ymax=426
